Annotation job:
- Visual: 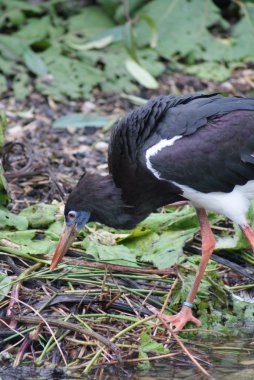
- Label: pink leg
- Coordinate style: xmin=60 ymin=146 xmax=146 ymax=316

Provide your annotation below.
xmin=242 ymin=224 xmax=254 ymax=251
xmin=158 ymin=208 xmax=216 ymax=331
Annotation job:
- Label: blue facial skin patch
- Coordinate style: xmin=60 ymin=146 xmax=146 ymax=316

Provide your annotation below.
xmin=65 ymin=210 xmax=91 ymax=231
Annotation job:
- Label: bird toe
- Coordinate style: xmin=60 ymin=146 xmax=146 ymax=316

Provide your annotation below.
xmin=157 ymin=306 xmax=201 ymax=332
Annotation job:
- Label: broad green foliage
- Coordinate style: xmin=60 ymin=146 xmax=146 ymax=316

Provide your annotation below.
xmin=0 ymin=229 xmax=57 ymax=255
xmin=0 ymin=74 xmax=7 ymax=94
xmin=137 ymin=0 xmax=223 ymax=59
xmin=23 ymin=48 xmax=48 ymax=76
xmin=53 ymin=114 xmax=109 ymax=128
xmin=68 ymin=6 xmax=115 ymax=37
xmin=215 ymin=200 xmax=254 ymax=251
xmin=138 ymin=330 xmax=169 ymax=369
xmin=0 ymin=0 xmax=253 ymax=100
xmin=19 ymin=203 xmax=59 ymax=228
xmin=0 ymin=203 xmax=60 ymax=257
xmin=86 ymin=241 xmax=139 ymax=267
xmin=186 ymin=62 xmax=232 ymax=82
xmin=137 ymin=0 xmax=254 ymax=63
xmin=0 ymin=206 xmax=28 ymax=230
xmin=125 ymin=58 xmax=159 ymax=89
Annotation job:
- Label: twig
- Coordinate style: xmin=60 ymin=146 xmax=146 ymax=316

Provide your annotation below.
xmin=1 ymin=315 xmax=121 ymax=361
xmin=3 ymin=294 xmax=68 ymax=365
xmin=14 ymin=324 xmax=43 ymax=367
xmin=160 ymin=277 xmax=179 ymax=314
xmin=6 ymin=283 xmax=21 ymax=329
xmin=73 ymin=351 xmax=180 ymax=370
xmin=157 ymin=315 xmax=214 ymax=379
xmin=6 ymin=263 xmax=42 ymax=329
xmin=66 ymin=259 xmax=176 ymax=275
xmin=3 ymin=142 xmax=34 ymax=179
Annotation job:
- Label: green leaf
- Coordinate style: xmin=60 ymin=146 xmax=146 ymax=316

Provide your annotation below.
xmin=97 ymin=0 xmax=119 ymax=17
xmin=139 ymin=49 xmax=164 ymax=78
xmin=138 ymin=330 xmax=169 ymax=369
xmin=23 ymin=48 xmax=48 ymax=76
xmin=229 ymin=2 xmax=254 ymax=61
xmin=125 ymin=58 xmax=158 ymax=89
xmin=114 ymin=0 xmax=148 ymax=23
xmin=86 ymin=241 xmax=139 ymax=267
xmin=8 ymin=9 xmax=26 ymax=27
xmin=92 ymin=48 xmax=138 ymax=93
xmin=0 ymin=35 xmax=27 ymax=56
xmin=53 ymin=114 xmax=109 ymax=128
xmin=13 ymin=73 xmax=30 ymax=100
xmin=15 ymin=16 xmax=50 ymax=45
xmin=0 ymin=74 xmax=7 ymax=95
xmin=0 ymin=163 xmax=9 ymax=206
xmin=140 ymin=331 xmax=169 ymax=354
xmin=186 ymin=62 xmax=231 ymax=82
xmin=68 ymin=35 xmax=114 ymax=51
xmin=215 ymin=200 xmax=254 ymax=251
xmin=68 ymin=6 xmax=115 ymax=38
xmin=123 ymin=209 xmax=221 ymax=269
xmin=0 ymin=207 xmax=28 ymax=230
xmin=19 ymin=203 xmax=59 ymax=228
xmin=36 ymin=54 xmax=104 ymax=100
xmin=215 ymin=227 xmax=249 ymax=251
xmin=91 ymin=25 xmax=125 ymax=44
xmin=139 ymin=208 xmax=199 ymax=232
xmin=138 ymin=15 xmax=158 ymax=48
xmin=121 ymin=93 xmax=147 ymax=106
xmin=0 ymin=113 xmax=9 ymax=206
xmin=0 ymin=273 xmax=12 ymax=302
xmin=137 ymin=0 xmax=226 ymax=60
xmin=0 ymin=111 xmax=7 ymax=148
xmin=4 ymin=0 xmax=42 ymax=14
xmin=46 ymin=221 xmax=64 ymax=240
xmin=0 ymin=230 xmax=57 ymax=256
xmin=138 ymin=350 xmax=149 ymax=370
xmin=126 ymin=229 xmax=196 ymax=269
xmin=0 ymin=55 xmax=16 ymax=75
xmin=124 ymin=23 xmax=138 ymax=62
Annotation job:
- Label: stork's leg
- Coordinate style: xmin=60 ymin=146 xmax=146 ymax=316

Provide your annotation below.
xmin=242 ymin=224 xmax=254 ymax=252
xmin=158 ymin=208 xmax=216 ymax=332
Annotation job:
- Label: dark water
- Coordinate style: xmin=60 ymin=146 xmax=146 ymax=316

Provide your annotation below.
xmin=1 ymin=333 xmax=254 ymax=380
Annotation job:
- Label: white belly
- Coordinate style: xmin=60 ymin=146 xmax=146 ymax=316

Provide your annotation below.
xmin=173 ymin=180 xmax=254 ymax=227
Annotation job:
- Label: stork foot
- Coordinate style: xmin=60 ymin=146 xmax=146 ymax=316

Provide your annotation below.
xmin=158 ymin=306 xmax=201 ymax=332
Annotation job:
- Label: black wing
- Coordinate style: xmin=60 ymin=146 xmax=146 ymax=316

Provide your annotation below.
xmin=109 ymin=93 xmax=254 ymax=191
xmin=149 ymin=110 xmax=254 ymax=193
xmin=109 ymin=93 xmax=211 ymax=186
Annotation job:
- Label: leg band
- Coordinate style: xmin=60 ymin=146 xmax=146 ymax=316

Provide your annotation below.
xmin=183 ymin=301 xmax=193 ymax=308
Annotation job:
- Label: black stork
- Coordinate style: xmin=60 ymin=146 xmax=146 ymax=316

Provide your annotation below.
xmin=50 ymin=93 xmax=254 ymax=331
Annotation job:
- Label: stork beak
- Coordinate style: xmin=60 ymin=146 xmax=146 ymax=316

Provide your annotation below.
xmin=50 ymin=223 xmax=78 ymax=271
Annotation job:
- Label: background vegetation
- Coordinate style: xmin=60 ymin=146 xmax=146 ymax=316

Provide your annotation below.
xmin=0 ymin=0 xmax=254 ymax=101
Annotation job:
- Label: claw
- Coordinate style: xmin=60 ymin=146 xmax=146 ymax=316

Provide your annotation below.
xmin=158 ymin=306 xmax=201 ymax=332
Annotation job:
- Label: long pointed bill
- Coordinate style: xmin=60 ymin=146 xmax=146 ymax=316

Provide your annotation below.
xmin=50 ymin=223 xmax=78 ymax=271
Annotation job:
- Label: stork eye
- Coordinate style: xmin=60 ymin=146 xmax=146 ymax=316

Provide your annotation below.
xmin=68 ymin=210 xmax=77 ymax=219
